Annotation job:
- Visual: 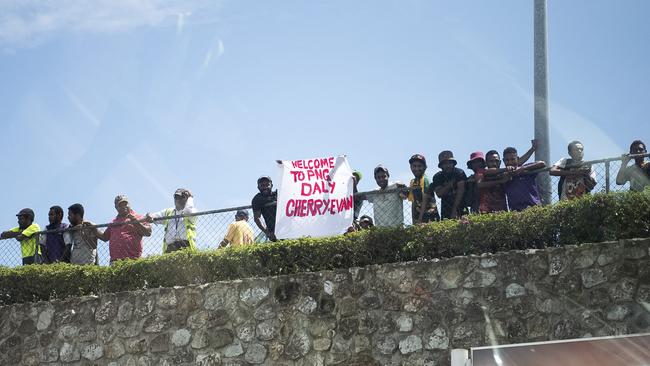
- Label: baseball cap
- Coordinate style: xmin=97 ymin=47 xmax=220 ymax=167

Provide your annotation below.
xmin=257 ymin=176 xmax=272 ymax=184
xmin=373 ymin=165 xmax=390 ymax=176
xmin=409 ymin=154 xmax=427 ymax=167
xmin=235 ymin=210 xmax=249 ymax=218
xmin=174 ymin=188 xmax=192 ymax=198
xmin=114 ymin=195 xmax=129 ymax=205
xmin=16 ymin=208 xmax=35 ymax=220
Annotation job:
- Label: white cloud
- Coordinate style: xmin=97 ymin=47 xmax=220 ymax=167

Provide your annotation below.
xmin=200 ymin=38 xmax=224 ymax=72
xmin=0 ymin=0 xmax=223 ymax=46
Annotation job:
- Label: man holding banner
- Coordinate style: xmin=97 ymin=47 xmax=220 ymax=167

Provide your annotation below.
xmin=252 ymin=176 xmax=278 ymax=242
xmin=274 ymin=156 xmax=354 ymax=239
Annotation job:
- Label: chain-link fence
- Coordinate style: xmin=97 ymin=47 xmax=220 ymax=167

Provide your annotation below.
xmin=0 ymin=155 xmax=646 ymax=268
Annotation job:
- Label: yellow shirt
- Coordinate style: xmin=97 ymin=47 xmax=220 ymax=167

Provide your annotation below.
xmin=10 ymin=223 xmax=41 ymax=258
xmin=223 ymin=221 xmax=255 ymax=247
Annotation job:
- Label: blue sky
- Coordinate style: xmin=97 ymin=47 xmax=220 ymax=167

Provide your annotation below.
xmin=0 ymin=0 xmax=648 ymax=243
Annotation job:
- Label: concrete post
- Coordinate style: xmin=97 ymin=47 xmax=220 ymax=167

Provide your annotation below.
xmin=534 ymin=0 xmax=552 ymax=204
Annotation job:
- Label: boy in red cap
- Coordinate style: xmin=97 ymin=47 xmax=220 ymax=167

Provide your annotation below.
xmin=467 ymin=152 xmax=512 ymax=213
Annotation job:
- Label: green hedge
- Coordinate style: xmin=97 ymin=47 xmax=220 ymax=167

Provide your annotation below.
xmin=1 ymin=191 xmax=649 ymax=305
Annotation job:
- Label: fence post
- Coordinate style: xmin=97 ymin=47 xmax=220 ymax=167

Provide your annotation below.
xmin=605 ymin=161 xmax=611 ymax=193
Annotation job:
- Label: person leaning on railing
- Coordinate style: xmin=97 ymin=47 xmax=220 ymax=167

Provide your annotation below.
xmin=251 ymin=176 xmax=278 ymax=242
xmin=0 ymin=208 xmax=41 ymax=265
xmin=99 ymin=195 xmax=152 ymax=264
xmin=145 ymin=188 xmax=197 ymax=253
xmin=616 ymin=140 xmax=650 ymax=192
xmin=550 ymin=140 xmax=597 ymax=200
xmin=38 ymin=206 xmax=68 ymax=263
xmin=406 ymin=154 xmax=439 ymax=224
xmin=503 ymin=146 xmax=546 ymax=211
xmin=364 ymin=165 xmax=406 ymax=228
xmin=64 ymin=203 xmax=102 ymax=265
xmin=466 ymin=151 xmax=510 ymax=214
xmin=424 ymin=150 xmax=467 ymax=220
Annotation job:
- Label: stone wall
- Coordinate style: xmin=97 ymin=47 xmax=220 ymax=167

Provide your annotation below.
xmin=1 ymin=238 xmax=649 ymax=366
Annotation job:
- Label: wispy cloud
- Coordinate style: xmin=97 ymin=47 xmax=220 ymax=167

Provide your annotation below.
xmin=0 ymin=0 xmax=223 ymax=47
xmin=200 ymin=38 xmax=224 ymax=72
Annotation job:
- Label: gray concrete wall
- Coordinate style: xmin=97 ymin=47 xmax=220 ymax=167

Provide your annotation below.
xmin=1 ymin=238 xmax=649 ymax=365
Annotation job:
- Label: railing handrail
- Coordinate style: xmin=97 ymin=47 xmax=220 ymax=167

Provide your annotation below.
xmin=4 ymin=152 xmax=649 ymax=238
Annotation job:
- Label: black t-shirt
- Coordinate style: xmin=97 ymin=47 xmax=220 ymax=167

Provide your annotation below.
xmin=429 ymin=168 xmax=468 ymax=219
xmin=252 ymin=191 xmax=278 ymax=232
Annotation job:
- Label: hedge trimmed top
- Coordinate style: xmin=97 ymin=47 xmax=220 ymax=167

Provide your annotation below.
xmin=1 ymin=191 xmax=648 ymax=305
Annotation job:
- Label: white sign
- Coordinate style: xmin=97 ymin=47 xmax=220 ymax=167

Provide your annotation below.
xmin=275 ymin=156 xmax=354 ymax=239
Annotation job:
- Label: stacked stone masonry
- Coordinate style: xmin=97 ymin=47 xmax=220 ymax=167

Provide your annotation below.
xmin=1 ymin=238 xmax=650 ymax=365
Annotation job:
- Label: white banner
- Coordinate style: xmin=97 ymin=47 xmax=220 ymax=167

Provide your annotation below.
xmin=275 ymin=156 xmax=354 ymax=239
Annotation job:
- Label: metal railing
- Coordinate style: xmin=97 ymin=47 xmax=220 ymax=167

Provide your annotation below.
xmin=0 ymin=154 xmax=647 ymax=268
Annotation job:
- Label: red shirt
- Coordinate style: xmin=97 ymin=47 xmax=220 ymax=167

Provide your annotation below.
xmin=477 ymin=169 xmax=508 ymax=213
xmin=105 ymin=211 xmax=149 ymax=262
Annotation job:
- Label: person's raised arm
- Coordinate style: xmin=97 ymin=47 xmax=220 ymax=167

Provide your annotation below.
xmin=518 ymin=139 xmax=538 ymax=165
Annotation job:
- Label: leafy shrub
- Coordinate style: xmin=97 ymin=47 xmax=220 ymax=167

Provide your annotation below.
xmin=1 ymin=191 xmax=648 ymax=305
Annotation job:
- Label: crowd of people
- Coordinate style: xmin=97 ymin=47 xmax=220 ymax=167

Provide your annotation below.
xmin=2 ymin=139 xmax=649 ymax=266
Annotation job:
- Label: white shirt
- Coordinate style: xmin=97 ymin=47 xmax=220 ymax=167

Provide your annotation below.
xmin=367 ymin=183 xmax=405 ymax=227
xmin=150 ymin=197 xmax=197 ymax=243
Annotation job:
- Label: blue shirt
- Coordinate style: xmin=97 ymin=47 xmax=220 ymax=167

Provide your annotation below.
xmin=505 ymin=166 xmax=541 ymax=211
xmin=43 ymin=223 xmax=68 ymax=263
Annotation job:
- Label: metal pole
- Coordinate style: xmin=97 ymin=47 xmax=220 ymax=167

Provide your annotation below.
xmin=534 ymin=0 xmax=552 ymax=204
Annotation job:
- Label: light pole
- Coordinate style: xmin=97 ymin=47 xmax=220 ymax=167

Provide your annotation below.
xmin=534 ymin=0 xmax=551 ymax=204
